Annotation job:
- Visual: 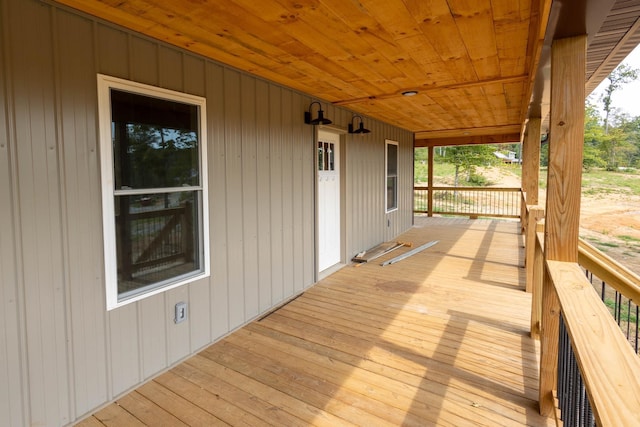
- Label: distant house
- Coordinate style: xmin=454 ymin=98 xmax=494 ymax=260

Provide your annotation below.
xmin=494 ymin=151 xmax=522 ymax=164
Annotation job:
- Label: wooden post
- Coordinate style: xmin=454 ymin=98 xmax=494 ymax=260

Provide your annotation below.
xmin=522 ymin=117 xmax=542 ymax=206
xmin=521 ymin=129 xmax=528 ymax=191
xmin=520 ymin=191 xmax=527 ymax=235
xmin=521 ymin=127 xmax=528 ymax=233
xmin=539 ymin=35 xmax=586 ymax=417
xmin=530 ymin=227 xmax=545 ymax=339
xmin=427 ymin=145 xmax=434 ymax=217
xmin=526 ymin=206 xmax=544 ymax=292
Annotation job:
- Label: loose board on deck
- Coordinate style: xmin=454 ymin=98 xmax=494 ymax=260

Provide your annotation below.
xmin=352 ymin=241 xmax=411 ymax=264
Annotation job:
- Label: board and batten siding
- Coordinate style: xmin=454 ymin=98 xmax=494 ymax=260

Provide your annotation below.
xmin=0 ymin=0 xmax=413 ymax=425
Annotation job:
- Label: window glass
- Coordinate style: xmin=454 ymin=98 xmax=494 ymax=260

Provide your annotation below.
xmin=111 ymin=90 xmax=199 ymax=190
xmin=386 ymin=141 xmax=398 ymax=211
xmin=328 ymin=143 xmax=335 ymax=171
xmin=115 ymin=191 xmax=200 ymax=299
xmin=318 ymin=141 xmax=324 ymax=171
xmin=98 ymin=75 xmax=209 ymax=309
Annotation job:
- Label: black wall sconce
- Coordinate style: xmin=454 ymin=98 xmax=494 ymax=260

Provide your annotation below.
xmin=304 ymin=101 xmax=332 ymax=125
xmin=348 ymin=115 xmax=371 ymax=134
xmin=541 ymin=132 xmax=549 ymax=144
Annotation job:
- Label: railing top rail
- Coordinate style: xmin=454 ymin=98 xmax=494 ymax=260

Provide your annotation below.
xmin=578 ymin=238 xmax=640 ymax=305
xmin=547 ymin=260 xmax=640 ymax=426
xmin=530 ymin=219 xmax=639 ymax=304
xmin=414 ymin=186 xmax=522 ymax=192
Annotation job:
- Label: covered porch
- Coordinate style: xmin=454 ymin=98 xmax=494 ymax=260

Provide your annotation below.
xmin=77 ymin=216 xmax=553 ymax=426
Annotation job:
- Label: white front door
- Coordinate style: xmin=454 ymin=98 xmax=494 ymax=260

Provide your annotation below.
xmin=317 ymin=129 xmax=341 ymax=272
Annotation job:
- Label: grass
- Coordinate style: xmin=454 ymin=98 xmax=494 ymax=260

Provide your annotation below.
xmin=617 ymin=235 xmax=640 ymax=243
xmin=581 ymin=168 xmax=640 ymax=196
xmin=597 ymin=241 xmax=620 ymax=248
xmin=417 ymin=163 xmax=640 ymax=198
xmin=603 ymin=298 xmax=638 ymax=325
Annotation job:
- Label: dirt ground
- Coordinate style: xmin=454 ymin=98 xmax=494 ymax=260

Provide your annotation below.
xmin=481 ymin=166 xmax=640 ymax=275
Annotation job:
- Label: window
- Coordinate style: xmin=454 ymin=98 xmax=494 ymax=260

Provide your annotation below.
xmin=318 ymin=141 xmax=335 ymax=171
xmin=386 ymin=140 xmax=398 ymax=211
xmin=97 ymin=74 xmax=209 ymax=310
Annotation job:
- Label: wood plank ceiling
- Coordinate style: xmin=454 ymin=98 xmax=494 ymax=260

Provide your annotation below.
xmin=51 ymin=0 xmax=639 ymax=144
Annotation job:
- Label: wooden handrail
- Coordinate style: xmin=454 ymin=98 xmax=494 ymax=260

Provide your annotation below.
xmin=577 ymin=239 xmax=640 ymax=305
xmin=415 ymin=185 xmax=522 ymax=192
xmin=546 ymin=261 xmax=640 ymax=426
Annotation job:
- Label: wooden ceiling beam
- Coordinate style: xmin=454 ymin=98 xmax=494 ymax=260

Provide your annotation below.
xmin=415 ymin=132 xmax=522 ymax=148
xmin=414 ymin=124 xmax=522 ymax=141
xmin=333 ymin=75 xmax=528 ymax=106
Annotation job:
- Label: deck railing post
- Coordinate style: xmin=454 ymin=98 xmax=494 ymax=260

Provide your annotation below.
xmin=525 ymin=206 xmax=544 ymax=286
xmin=531 ymin=226 xmax=544 ymax=339
xmin=539 ymin=34 xmax=586 ymax=417
xmin=427 ymin=146 xmax=434 ymax=217
xmin=522 ymin=117 xmax=541 ymax=206
xmin=520 ymin=191 xmax=527 ymax=235
xmin=539 ymin=266 xmax=561 ymax=415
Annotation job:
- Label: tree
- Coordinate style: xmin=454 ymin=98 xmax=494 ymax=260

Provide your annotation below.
xmin=439 ymin=144 xmax=498 ymax=186
xmin=616 ymin=115 xmax=640 ymax=168
xmin=601 ymin=63 xmax=638 ymax=134
xmin=124 ymin=124 xmax=198 ymax=189
xmin=583 ymin=100 xmax=606 ymax=170
xmin=414 ymin=147 xmax=429 ymax=183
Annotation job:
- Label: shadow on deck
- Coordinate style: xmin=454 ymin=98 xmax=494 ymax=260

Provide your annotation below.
xmin=78 ymin=216 xmax=554 ymax=426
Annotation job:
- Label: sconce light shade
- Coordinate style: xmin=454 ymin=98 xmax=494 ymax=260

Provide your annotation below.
xmin=304 ymin=101 xmax=332 ymax=125
xmin=348 ymin=115 xmax=371 ymax=134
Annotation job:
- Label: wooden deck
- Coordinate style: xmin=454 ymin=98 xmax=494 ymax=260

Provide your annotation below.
xmin=77 ymin=217 xmax=554 ymax=426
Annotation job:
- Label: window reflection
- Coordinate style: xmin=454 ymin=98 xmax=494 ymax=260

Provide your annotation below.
xmin=111 ymin=89 xmax=199 ymax=190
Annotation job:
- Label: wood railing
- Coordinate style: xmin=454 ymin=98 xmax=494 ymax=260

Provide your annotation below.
xmin=523 ymin=201 xmax=640 ymax=426
xmin=544 ymin=261 xmax=640 ymax=426
xmin=118 ymin=201 xmax=193 ymax=280
xmin=578 ymin=239 xmax=640 ymax=354
xmin=414 ymin=185 xmax=521 ymax=218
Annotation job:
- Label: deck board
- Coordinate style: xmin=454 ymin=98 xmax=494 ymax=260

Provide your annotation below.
xmin=77 ymin=217 xmax=554 ymax=426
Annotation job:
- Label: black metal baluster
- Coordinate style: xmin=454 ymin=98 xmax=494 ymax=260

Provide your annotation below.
xmin=627 ymin=298 xmax=632 ymax=340
xmin=633 ymin=304 xmax=640 ymax=353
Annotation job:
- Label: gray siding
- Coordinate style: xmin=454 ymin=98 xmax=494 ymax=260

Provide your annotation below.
xmin=0 ymin=0 xmax=413 ymax=425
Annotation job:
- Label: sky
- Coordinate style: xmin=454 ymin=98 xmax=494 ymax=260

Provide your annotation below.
xmin=589 ymin=44 xmax=640 ymax=118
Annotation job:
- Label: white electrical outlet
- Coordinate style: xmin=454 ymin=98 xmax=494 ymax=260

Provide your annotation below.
xmin=175 ymin=302 xmax=187 ymax=324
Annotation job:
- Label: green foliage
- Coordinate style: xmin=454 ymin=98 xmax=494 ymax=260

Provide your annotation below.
xmin=466 ymin=173 xmax=492 ymax=186
xmin=618 ymin=235 xmax=640 ymax=243
xmin=540 ymin=141 xmax=549 ymax=167
xmin=436 ymin=144 xmax=498 ymax=186
xmin=583 ymin=95 xmax=640 ymax=171
xmin=414 ymin=147 xmax=428 ymax=161
xmin=414 ymin=148 xmax=498 ymax=185
xmin=583 ymin=100 xmax=607 ymax=170
xmin=121 ymin=124 xmax=198 ymax=189
xmin=414 ymin=147 xmax=429 ymax=183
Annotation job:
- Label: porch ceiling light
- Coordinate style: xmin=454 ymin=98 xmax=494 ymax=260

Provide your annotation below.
xmin=401 ymin=90 xmax=418 ymax=96
xmin=304 ymin=101 xmax=332 ymax=125
xmin=348 ymin=115 xmax=371 ymax=134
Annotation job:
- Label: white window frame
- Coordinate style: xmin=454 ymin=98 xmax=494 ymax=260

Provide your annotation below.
xmin=385 ymin=139 xmax=399 ymax=212
xmin=97 ymin=74 xmax=210 ymax=310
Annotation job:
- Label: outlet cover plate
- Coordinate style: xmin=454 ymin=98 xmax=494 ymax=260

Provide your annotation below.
xmin=175 ymin=302 xmax=187 ymax=324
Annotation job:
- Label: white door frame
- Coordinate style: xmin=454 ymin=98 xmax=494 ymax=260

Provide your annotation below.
xmin=315 ymin=127 xmax=345 ymax=278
